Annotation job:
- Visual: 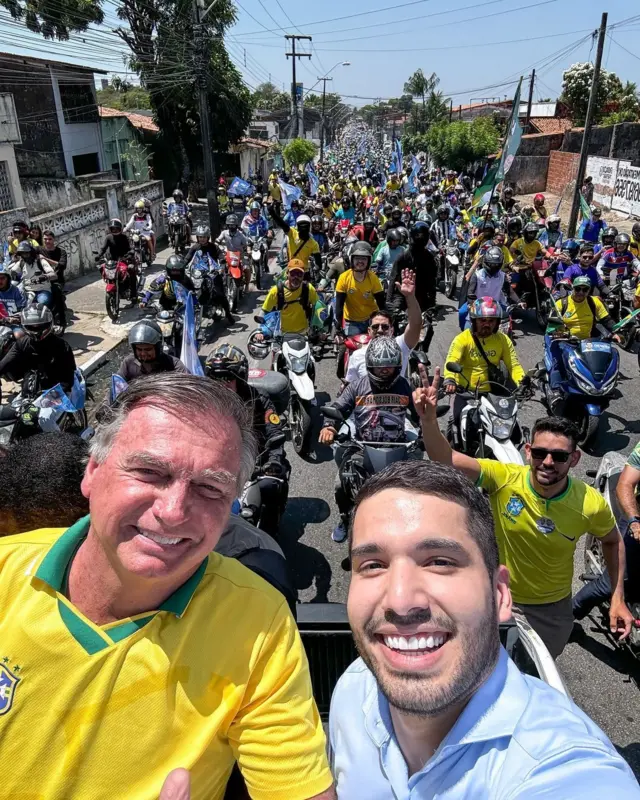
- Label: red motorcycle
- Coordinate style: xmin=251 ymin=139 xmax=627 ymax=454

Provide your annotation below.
xmin=336 ymin=332 xmax=371 ymax=388
xmin=96 ymin=256 xmax=139 ymax=322
xmin=224 ymin=249 xmax=244 ymax=313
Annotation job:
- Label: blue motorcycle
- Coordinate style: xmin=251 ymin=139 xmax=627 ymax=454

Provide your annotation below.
xmin=541 ymin=333 xmax=619 ymax=445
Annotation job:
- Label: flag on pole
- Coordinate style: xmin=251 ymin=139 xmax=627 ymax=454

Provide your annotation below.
xmin=228 ymin=176 xmax=253 ymax=197
xmin=472 ymin=164 xmax=499 ymax=209
xmin=579 ymin=192 xmax=592 ymax=221
xmin=180 ymin=292 xmax=204 ymax=377
xmin=278 ymin=179 xmax=302 ymax=209
xmin=408 ymin=155 xmax=421 ymax=194
xmin=305 ymin=162 xmax=319 ymax=197
xmin=110 ymin=374 xmax=129 ymax=404
xmin=496 ymin=78 xmax=523 ymax=181
xmin=395 ymin=137 xmax=403 ymax=173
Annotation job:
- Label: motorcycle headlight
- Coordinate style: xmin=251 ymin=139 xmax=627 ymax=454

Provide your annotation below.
xmin=104 ymin=268 xmax=117 ymax=279
xmin=490 ymin=414 xmax=514 ymax=440
xmin=289 ymin=355 xmax=309 ymax=374
xmin=193 ymin=269 xmax=203 ymax=279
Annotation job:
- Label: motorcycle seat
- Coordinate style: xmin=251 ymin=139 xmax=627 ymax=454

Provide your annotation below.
xmin=247 ymin=369 xmax=290 ymax=415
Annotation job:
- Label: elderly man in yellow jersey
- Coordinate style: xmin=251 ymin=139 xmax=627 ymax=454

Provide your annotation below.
xmin=414 ymin=364 xmax=633 ymax=660
xmin=0 ymin=373 xmax=335 ymax=800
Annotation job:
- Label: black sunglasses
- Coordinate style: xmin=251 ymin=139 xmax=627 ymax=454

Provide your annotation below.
xmin=530 ymin=447 xmax=572 ymax=463
xmin=370 ymin=323 xmax=390 ymax=332
xmin=573 ymin=287 xmax=590 ymax=294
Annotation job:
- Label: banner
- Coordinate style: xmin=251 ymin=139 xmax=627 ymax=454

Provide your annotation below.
xmin=496 ymin=78 xmax=523 ymax=181
xmin=612 ymin=163 xmax=640 ymax=217
xmin=278 ymin=179 xmax=302 ymax=209
xmin=587 ymin=155 xmax=621 ymax=209
xmin=395 ymin=137 xmax=403 ymax=173
xmin=110 ymin=374 xmax=129 ymax=404
xmin=228 ymin=176 xmax=253 ymax=197
xmin=407 ymin=155 xmax=421 ymax=194
xmin=180 ymin=292 xmax=204 ymax=376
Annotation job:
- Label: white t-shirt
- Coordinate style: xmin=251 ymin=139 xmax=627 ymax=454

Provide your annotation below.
xmin=345 ymin=334 xmax=412 ymax=383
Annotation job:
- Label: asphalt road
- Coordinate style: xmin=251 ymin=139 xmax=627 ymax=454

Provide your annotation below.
xmin=87 ymin=246 xmax=640 ymax=777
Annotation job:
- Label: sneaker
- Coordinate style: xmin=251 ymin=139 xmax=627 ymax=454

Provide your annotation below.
xmin=332 ymin=522 xmax=348 ymax=544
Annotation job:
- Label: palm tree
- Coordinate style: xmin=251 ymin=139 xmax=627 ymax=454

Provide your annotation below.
xmin=403 ymin=70 xmax=441 ymax=133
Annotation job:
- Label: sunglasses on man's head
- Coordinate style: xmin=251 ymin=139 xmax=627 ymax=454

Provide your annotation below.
xmin=370 ymin=323 xmax=390 ymax=332
xmin=530 ymin=447 xmax=572 ymax=463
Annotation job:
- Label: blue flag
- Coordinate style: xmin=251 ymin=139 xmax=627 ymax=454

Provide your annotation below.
xmin=278 ymin=179 xmax=302 ymax=210
xmin=389 ymin=152 xmax=398 ymax=174
xmin=408 ymin=157 xmax=421 ymax=194
xmin=110 ymin=374 xmax=129 ymax=404
xmin=228 ymin=176 xmax=254 ymax=197
xmin=180 ymin=292 xmax=204 ymax=376
xmin=395 ymin=138 xmax=403 ymax=173
xmin=305 ymin=162 xmax=319 ymax=197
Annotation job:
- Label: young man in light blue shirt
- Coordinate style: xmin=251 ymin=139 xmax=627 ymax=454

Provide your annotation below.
xmin=329 ymin=459 xmax=639 ymax=799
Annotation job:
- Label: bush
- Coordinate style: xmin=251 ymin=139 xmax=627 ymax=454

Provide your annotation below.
xmin=283 ymin=138 xmax=317 ymax=170
xmin=425 ymin=117 xmax=500 ymax=172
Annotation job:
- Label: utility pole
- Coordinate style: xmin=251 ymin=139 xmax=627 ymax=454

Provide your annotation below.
xmin=318 ymin=75 xmax=333 ymax=163
xmin=449 ymin=98 xmax=453 ymax=123
xmin=568 ymin=13 xmax=608 ymax=237
xmin=525 ymin=69 xmax=535 ymax=133
xmin=192 ymin=0 xmax=219 ymax=235
xmin=285 ymin=34 xmax=312 ymax=139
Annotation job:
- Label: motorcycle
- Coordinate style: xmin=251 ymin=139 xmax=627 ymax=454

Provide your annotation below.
xmin=186 ymin=252 xmax=226 ymax=322
xmin=445 ymin=362 xmax=530 ymax=464
xmin=131 ymin=232 xmax=153 ymax=269
xmin=600 ymin=266 xmax=638 ymax=351
xmin=442 ymin=238 xmax=461 ymax=299
xmin=338 ymin=331 xmax=370 ymax=385
xmin=539 ymin=332 xmax=619 ymax=446
xmin=513 ymin=256 xmax=554 ymax=330
xmin=253 ymin=312 xmax=316 ymax=457
xmin=223 ymin=249 xmax=244 ymax=313
xmin=237 ymin=433 xmax=290 ymax=538
xmin=155 ymin=287 xmax=202 ymax=357
xmin=248 ymin=235 xmax=268 ymax=290
xmin=581 ymin=453 xmax=640 ymax=664
xmin=94 ymin=253 xmax=139 ymax=322
xmin=168 ymin=212 xmax=189 ymax=254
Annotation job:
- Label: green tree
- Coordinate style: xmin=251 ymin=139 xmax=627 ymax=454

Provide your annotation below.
xmin=426 ymin=117 xmax=500 ymax=171
xmin=283 ymin=138 xmax=317 ymax=169
xmin=0 ymin=0 xmax=102 ymax=39
xmin=403 ymin=70 xmax=445 ymax=134
xmin=97 ymin=79 xmax=151 ymax=111
xmin=560 ymin=63 xmax=637 ymax=125
xmin=250 ymin=82 xmax=290 ymax=112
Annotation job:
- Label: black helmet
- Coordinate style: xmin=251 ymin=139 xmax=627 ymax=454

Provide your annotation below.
xmin=311 ymin=214 xmax=323 ymax=230
xmin=483 ymin=246 xmax=504 ymax=274
xmin=410 ymin=220 xmax=430 ymax=242
xmin=226 ymin=214 xmax=238 ymax=229
xmin=523 ymin=222 xmax=538 ymax=241
xmin=507 ymin=217 xmax=522 ymax=234
xmin=172 ymin=189 xmax=184 ymax=200
xmin=365 ymin=336 xmax=402 ymax=390
xmin=437 ymin=204 xmax=450 ymax=218
xmin=165 ymin=254 xmax=186 ymax=277
xmin=195 ymin=225 xmax=210 ymax=240
xmin=20 ymin=303 xmax=53 ymax=341
xmin=479 ymin=219 xmax=496 ymax=236
xmin=128 ymin=319 xmax=162 ymax=359
xmin=602 ymin=226 xmax=618 ymax=245
xmin=350 ymin=241 xmax=373 ymax=268
xmin=615 ymin=233 xmax=630 ymax=250
xmin=364 ymin=215 xmax=375 ymax=230
xmin=109 ymin=218 xmax=123 ymax=232
xmin=633 ymin=222 xmax=640 ymax=239
xmin=386 ymin=228 xmax=402 ymax=246
xmin=205 ymin=342 xmax=248 ymax=382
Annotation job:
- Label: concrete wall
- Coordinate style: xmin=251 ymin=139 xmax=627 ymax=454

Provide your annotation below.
xmin=561 ymin=123 xmax=640 ymax=164
xmin=506 ymin=133 xmax=565 ymax=194
xmin=0 ymin=207 xmax=29 ymax=247
xmin=20 ymin=171 xmax=118 ymax=216
xmin=0 ymin=142 xmax=24 ymax=209
xmin=124 ymin=179 xmax=166 ymax=239
xmin=31 ymin=198 xmax=108 ymax=279
xmin=546 ymin=150 xmax=580 ymax=195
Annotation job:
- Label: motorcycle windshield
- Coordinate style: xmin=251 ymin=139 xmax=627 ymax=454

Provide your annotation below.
xmin=578 ymin=341 xmax=614 ymax=381
xmin=487 ymin=394 xmax=516 ymax=419
xmin=363 ymin=444 xmax=407 ymax=473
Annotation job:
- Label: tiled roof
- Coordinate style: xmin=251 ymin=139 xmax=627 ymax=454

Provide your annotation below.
xmin=529 ymin=117 xmax=573 ymax=135
xmin=99 ymin=106 xmax=159 ymax=133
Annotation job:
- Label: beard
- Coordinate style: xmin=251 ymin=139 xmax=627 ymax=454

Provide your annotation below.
xmin=352 ymin=591 xmax=500 ymax=717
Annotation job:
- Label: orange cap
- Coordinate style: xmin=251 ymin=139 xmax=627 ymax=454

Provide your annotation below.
xmin=287 ymin=258 xmax=305 ymax=273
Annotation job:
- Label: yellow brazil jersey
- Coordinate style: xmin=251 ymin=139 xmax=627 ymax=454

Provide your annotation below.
xmin=268 ymin=181 xmax=281 ymax=203
xmin=511 ymin=237 xmax=543 ymax=264
xmin=630 ymin=238 xmax=640 ymax=259
xmin=8 ymin=237 xmax=39 ymax=255
xmin=335 ymin=269 xmax=383 ymax=322
xmin=263 ymin=281 xmax=318 ymax=333
xmin=443 ymin=329 xmax=524 ymax=392
xmin=332 ymin=183 xmax=344 ymax=200
xmin=286 ymin=228 xmax=319 ymax=266
xmin=554 ymin=295 xmax=608 ymax=340
xmin=386 ymin=180 xmax=401 ymax=193
xmin=477 ymin=461 xmax=614 ymax=604
xmin=0 ymin=519 xmax=331 ymax=800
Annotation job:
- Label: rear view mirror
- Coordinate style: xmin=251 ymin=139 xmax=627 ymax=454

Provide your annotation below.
xmin=320 ymin=406 xmax=344 ymax=423
xmin=446 ymin=361 xmax=462 ymax=374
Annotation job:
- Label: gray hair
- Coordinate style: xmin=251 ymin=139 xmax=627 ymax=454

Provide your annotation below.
xmin=91 ymin=373 xmax=258 ymax=492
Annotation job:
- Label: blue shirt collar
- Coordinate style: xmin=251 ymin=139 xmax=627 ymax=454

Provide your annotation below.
xmin=364 ymin=647 xmax=529 ymax=760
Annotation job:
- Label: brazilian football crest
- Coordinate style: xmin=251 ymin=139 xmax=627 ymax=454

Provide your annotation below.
xmin=0 ymin=662 xmax=20 ymax=716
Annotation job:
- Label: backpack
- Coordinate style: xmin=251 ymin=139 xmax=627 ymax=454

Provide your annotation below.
xmin=276 ymin=281 xmax=313 ymax=322
xmin=560 ymin=294 xmax=598 ymax=336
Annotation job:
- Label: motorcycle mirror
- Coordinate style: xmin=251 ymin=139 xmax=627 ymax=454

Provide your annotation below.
xmin=436 ymin=404 xmax=450 ymax=418
xmin=267 ymin=433 xmax=286 ymax=448
xmin=320 ymin=405 xmax=344 ymax=422
xmin=414 ymin=351 xmax=429 ymax=365
xmin=585 ymin=469 xmax=597 ymax=478
xmin=254 ymin=315 xmax=265 ymax=324
xmin=446 ymin=361 xmax=462 ymax=374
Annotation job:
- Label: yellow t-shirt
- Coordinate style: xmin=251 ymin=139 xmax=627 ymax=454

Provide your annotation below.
xmin=8 ymin=237 xmax=39 ymax=255
xmin=332 ymin=183 xmax=345 ymax=200
xmin=263 ymin=281 xmax=319 ymax=333
xmin=477 ymin=461 xmax=614 ymax=604
xmin=0 ymin=519 xmax=331 ymax=800
xmin=268 ymin=181 xmax=281 ymax=202
xmin=511 ymin=237 xmax=544 ymax=264
xmin=630 ymin=238 xmax=640 ymax=259
xmin=335 ymin=269 xmax=383 ymax=322
xmin=443 ymin=328 xmax=525 ymax=392
xmin=286 ymin=228 xmax=320 ymax=265
xmin=386 ymin=180 xmax=401 ymax=193
xmin=554 ymin=295 xmax=608 ymax=340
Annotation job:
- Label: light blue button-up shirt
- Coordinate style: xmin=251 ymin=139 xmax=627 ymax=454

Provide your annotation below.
xmin=329 ymin=647 xmax=640 ymax=799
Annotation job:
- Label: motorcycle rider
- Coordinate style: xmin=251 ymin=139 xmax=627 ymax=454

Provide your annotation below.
xmin=335 ymin=196 xmax=356 ymax=225
xmin=0 ymin=263 xmax=26 ymax=316
xmin=538 ymin=213 xmax=563 ymax=250
xmin=241 ymin=200 xmax=271 ymax=241
xmin=388 ymin=221 xmax=438 ymax=315
xmin=183 ymin=226 xmax=234 ymax=325
xmin=501 ymin=186 xmax=519 ymax=215
xmin=95 ymin=219 xmax=138 ymax=301
xmin=373 ymin=228 xmax=405 ymax=280
xmin=205 ymin=343 xmax=289 ymax=536
xmin=310 ymin=215 xmax=328 ymax=252
xmin=0 ymin=304 xmax=76 ymax=403
xmin=117 ymin=319 xmax=187 ymax=382
xmin=459 ymin=247 xmax=523 ymax=329
xmin=140 ymin=254 xmax=196 ymax=312
xmin=596 ymin=233 xmax=640 ymax=276
xmin=215 ymin=213 xmax=251 ymax=290
xmin=429 ymin=204 xmax=458 ymax=248
xmin=509 ymin=221 xmax=551 ymax=300
xmin=217 ymin=184 xmax=230 ymax=222
xmin=259 ymin=258 xmax=318 ymax=336
xmin=380 ymin=207 xmax=405 ymax=237
xmin=164 ymin=188 xmax=192 ymax=238
xmin=124 ymin=199 xmax=155 ymax=261
xmin=8 ymin=221 xmax=39 ymax=256
xmin=533 ymin=193 xmax=548 ymax=220
xmin=630 ymin=221 xmax=640 ymax=259
xmin=351 ymin=215 xmax=379 ymax=248
xmin=594 ymin=226 xmax=618 ymax=257
xmin=269 ymin=202 xmax=322 ymax=277
xmin=335 ymin=241 xmax=385 ymax=337
xmin=10 ymin=241 xmax=61 ymax=328
xmin=578 ymin=206 xmax=607 ymax=243
xmin=319 ymin=335 xmax=418 ymax=543
xmin=545 ymin=276 xmax=621 ymax=413
xmin=444 ymin=297 xmax=526 ymax=444
xmin=563 ymin=244 xmax=607 ymax=295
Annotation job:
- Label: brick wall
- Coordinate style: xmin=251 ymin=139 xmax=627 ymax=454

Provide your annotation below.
xmin=546 ymin=150 xmax=580 ymax=195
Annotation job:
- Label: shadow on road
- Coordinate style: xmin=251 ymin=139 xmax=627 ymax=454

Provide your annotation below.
xmin=65 ymin=331 xmax=105 ymax=356
xmin=572 ymin=617 xmax=640 ymax=680
xmin=616 ymin=743 xmax=640 ymax=777
xmin=302 ymin=391 xmax=334 ymax=464
xmin=279 ymin=496 xmax=333 ymax=602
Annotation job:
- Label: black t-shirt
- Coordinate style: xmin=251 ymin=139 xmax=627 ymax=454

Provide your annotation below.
xmin=99 ymin=233 xmax=130 ymax=261
xmin=0 ymin=334 xmax=76 ymax=391
xmin=40 ymin=245 xmax=68 ymax=282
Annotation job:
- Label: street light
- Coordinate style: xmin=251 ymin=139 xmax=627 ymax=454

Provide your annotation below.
xmin=319 ymin=61 xmax=350 ymax=162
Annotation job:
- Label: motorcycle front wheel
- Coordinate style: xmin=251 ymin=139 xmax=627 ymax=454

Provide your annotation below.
xmin=105 ymin=285 xmax=119 ymax=322
xmin=289 ymin=395 xmax=312 ymax=456
xmin=445 ymin=267 xmax=457 ymax=299
xmin=226 ymin=276 xmax=238 ymax=312
xmin=579 ymin=413 xmax=600 ymax=447
xmin=535 ymin=298 xmax=551 ymax=331
xmin=253 ymin=259 xmax=262 ymax=291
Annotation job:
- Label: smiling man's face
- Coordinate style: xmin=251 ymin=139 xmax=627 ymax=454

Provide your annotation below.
xmin=348 ymin=489 xmax=511 ymax=716
xmin=81 ymin=401 xmax=242 ymax=584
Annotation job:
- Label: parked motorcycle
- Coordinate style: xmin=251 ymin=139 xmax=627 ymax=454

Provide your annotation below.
xmin=539 ymin=333 xmax=619 ymax=445
xmin=445 ymin=363 xmax=530 ymax=464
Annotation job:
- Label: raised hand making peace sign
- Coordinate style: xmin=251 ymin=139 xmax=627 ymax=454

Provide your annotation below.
xmin=412 ymin=363 xmax=441 ymax=425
